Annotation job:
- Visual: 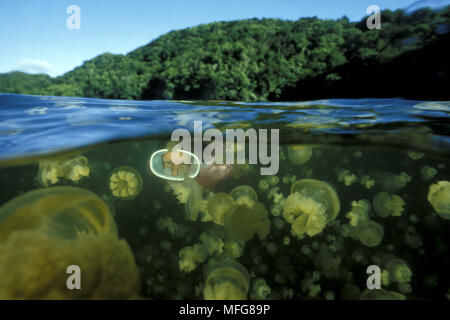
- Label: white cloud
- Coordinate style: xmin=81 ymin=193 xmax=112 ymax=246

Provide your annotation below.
xmin=18 ymin=59 xmax=53 ymax=74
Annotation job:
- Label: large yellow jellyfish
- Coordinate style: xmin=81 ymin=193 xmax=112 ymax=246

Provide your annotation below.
xmin=287 ymin=145 xmax=313 ymax=165
xmin=204 ymin=259 xmax=250 ymax=300
xmin=283 ymin=192 xmax=327 ymax=238
xmin=427 ymin=181 xmax=450 ymax=219
xmin=0 ymin=186 xmax=139 ymax=299
xmin=230 ymin=185 xmax=257 ymax=208
xmin=283 ymin=179 xmax=340 ymax=238
xmin=0 ymin=186 xmax=117 ymax=241
xmin=373 ymin=191 xmax=405 ymax=218
xmin=207 ymin=193 xmax=235 ymax=225
xmin=223 ymin=202 xmax=271 ymax=242
xmin=38 ymin=155 xmax=90 ymax=187
xmin=108 ymin=166 xmax=143 ymax=200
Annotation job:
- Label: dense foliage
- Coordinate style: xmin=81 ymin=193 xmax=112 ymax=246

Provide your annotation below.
xmin=1 ymin=7 xmax=449 ymax=101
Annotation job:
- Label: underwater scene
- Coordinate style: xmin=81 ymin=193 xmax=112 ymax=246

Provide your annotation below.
xmin=0 ymin=94 xmax=449 ymax=300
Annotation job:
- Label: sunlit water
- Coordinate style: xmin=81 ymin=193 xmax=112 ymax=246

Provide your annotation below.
xmin=0 ymin=93 xmax=449 ymax=300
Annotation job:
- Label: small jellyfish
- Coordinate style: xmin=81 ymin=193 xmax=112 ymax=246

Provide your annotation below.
xmin=108 ymin=166 xmax=143 ymax=200
xmin=420 ymin=166 xmax=437 ymax=180
xmin=345 ymin=199 xmax=370 ymax=227
xmin=385 ymin=257 xmax=412 ymax=284
xmin=373 ymin=191 xmax=405 ymax=218
xmin=207 ymin=193 xmax=235 ymax=225
xmin=224 ymin=202 xmax=271 ymax=242
xmin=38 ymin=155 xmax=90 ymax=187
xmin=203 ymin=259 xmax=250 ymax=300
xmin=287 ymin=145 xmax=313 ymax=165
xmin=357 ymin=220 xmax=384 ymax=247
xmin=291 ymin=179 xmax=340 ymax=221
xmin=184 ymin=178 xmax=204 ymax=221
xmin=288 ymin=144 xmax=312 ymax=165
xmin=230 ymin=185 xmax=257 ymax=208
xmin=427 ymin=181 xmax=450 ymax=219
xmin=0 ymin=186 xmax=117 ymax=241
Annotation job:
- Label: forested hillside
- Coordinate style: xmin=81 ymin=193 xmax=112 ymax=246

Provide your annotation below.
xmin=1 ymin=6 xmax=449 ymax=101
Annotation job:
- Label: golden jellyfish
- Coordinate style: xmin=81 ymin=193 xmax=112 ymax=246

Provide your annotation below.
xmin=356 ymin=220 xmax=384 ymax=247
xmin=207 ymin=193 xmax=235 ymax=225
xmin=204 ymin=259 xmax=250 ymax=300
xmin=38 ymin=155 xmax=90 ymax=187
xmin=373 ymin=191 xmax=405 ymax=218
xmin=0 ymin=187 xmax=139 ymax=299
xmin=184 ymin=178 xmax=205 ymax=222
xmin=427 ymin=181 xmax=450 ymax=219
xmin=230 ymin=185 xmax=257 ymax=208
xmin=223 ymin=202 xmax=271 ymax=242
xmin=0 ymin=186 xmax=117 ymax=241
xmin=108 ymin=166 xmax=143 ymax=200
xmin=287 ymin=145 xmax=313 ymax=165
xmin=291 ymin=179 xmax=340 ymax=221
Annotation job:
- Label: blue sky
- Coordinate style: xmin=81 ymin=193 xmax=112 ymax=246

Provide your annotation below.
xmin=0 ymin=0 xmax=446 ymax=77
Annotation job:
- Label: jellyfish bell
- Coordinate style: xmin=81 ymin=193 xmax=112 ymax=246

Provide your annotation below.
xmin=207 ymin=193 xmax=235 ymax=225
xmin=203 ymin=259 xmax=250 ymax=300
xmin=230 ymin=185 xmax=257 ymax=207
xmin=427 ymin=181 xmax=450 ymax=219
xmin=223 ymin=202 xmax=271 ymax=242
xmin=195 ymin=163 xmax=233 ymax=189
xmin=0 ymin=186 xmax=118 ymax=242
xmin=290 ymin=178 xmax=340 ymax=221
xmin=38 ymin=155 xmax=90 ymax=187
xmin=108 ymin=166 xmax=143 ymax=200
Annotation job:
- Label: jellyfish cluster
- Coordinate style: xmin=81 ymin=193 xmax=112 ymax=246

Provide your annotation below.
xmin=0 ymin=140 xmax=449 ymax=301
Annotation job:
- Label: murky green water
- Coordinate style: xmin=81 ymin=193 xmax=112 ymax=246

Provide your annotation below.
xmin=0 ymin=137 xmax=448 ymax=300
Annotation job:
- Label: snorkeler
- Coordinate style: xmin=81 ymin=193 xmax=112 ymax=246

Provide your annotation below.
xmin=162 ymin=150 xmax=192 ymax=177
xmin=149 ymin=146 xmax=232 ymax=188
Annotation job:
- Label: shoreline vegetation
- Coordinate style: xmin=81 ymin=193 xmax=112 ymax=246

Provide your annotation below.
xmin=0 ymin=7 xmax=449 ymax=101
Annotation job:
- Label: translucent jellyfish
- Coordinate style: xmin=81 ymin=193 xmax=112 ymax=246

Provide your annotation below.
xmin=184 ymin=178 xmax=205 ymax=221
xmin=230 ymin=185 xmax=257 ymax=208
xmin=287 ymin=145 xmax=313 ymax=165
xmin=203 ymin=260 xmax=250 ymax=300
xmin=283 ymin=192 xmax=328 ymax=238
xmin=178 ymin=244 xmax=208 ymax=272
xmin=420 ymin=166 xmax=437 ymax=180
xmin=345 ymin=199 xmax=370 ymax=227
xmin=0 ymin=232 xmax=139 ymax=299
xmin=0 ymin=187 xmax=139 ymax=299
xmin=38 ymin=155 xmax=90 ymax=187
xmin=108 ymin=166 xmax=143 ymax=200
xmin=290 ymin=179 xmax=340 ymax=221
xmin=0 ymin=186 xmax=117 ymax=241
xmin=373 ymin=191 xmax=405 ymax=218
xmin=375 ymin=171 xmax=411 ymax=192
xmin=207 ymin=193 xmax=235 ymax=225
xmin=250 ymin=278 xmax=271 ymax=300
xmin=337 ymin=169 xmax=357 ymax=186
xmin=427 ymin=181 xmax=450 ymax=219
xmin=224 ymin=202 xmax=271 ymax=242
xmin=356 ymin=220 xmax=384 ymax=247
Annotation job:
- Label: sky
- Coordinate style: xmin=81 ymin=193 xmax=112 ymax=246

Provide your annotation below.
xmin=0 ymin=0 xmax=447 ymax=77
